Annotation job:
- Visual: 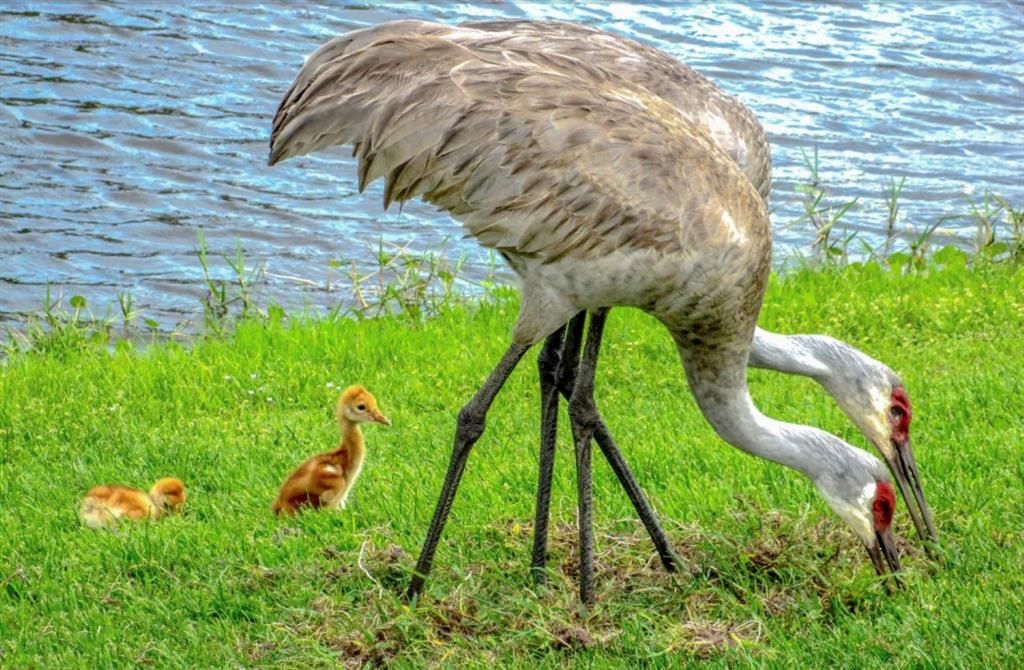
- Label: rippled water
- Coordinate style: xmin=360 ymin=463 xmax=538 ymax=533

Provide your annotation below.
xmin=2 ymin=2 xmax=1022 ymax=327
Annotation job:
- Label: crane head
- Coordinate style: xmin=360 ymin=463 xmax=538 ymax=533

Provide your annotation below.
xmin=864 ymin=479 xmax=902 ymax=577
xmin=149 ymin=477 xmax=187 ymax=518
xmin=338 ymin=385 xmax=392 ymax=426
xmin=879 ymin=385 xmax=936 ymax=545
xmin=821 ymin=351 xmax=937 ymax=546
xmin=819 ymin=472 xmax=902 ymax=580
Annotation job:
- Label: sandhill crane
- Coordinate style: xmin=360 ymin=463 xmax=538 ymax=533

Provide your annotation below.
xmin=272 ymin=385 xmax=391 ymax=515
xmin=269 ymin=20 xmax=905 ymax=604
xmin=450 ymin=20 xmax=938 ymax=576
xmin=270 ymin=19 xmax=934 ymax=567
xmin=447 ymin=20 xmax=936 ymax=578
xmin=80 ymin=477 xmax=186 ymax=529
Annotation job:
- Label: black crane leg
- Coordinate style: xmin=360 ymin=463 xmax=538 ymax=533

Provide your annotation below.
xmin=405 ymin=340 xmax=531 ymax=601
xmin=531 ymin=313 xmax=586 ymax=581
xmin=566 ymin=381 xmax=680 ymax=574
xmin=531 ymin=311 xmax=679 ymax=580
xmin=565 ymin=309 xmax=611 ymax=606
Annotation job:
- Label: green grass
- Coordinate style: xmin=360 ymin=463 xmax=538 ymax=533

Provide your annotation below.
xmin=1 ymin=259 xmax=1022 ymax=668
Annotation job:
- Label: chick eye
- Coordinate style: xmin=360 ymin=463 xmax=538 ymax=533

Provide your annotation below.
xmin=356 ymin=404 xmax=367 ymax=411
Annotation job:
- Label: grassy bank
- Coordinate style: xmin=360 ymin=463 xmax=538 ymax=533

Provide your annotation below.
xmin=1 ymin=258 xmax=1022 ymax=668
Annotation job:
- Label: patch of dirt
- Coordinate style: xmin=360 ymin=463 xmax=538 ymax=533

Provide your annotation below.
xmin=382 ymin=544 xmax=406 ymax=563
xmin=325 ymin=563 xmax=353 ymax=581
xmin=895 ymin=533 xmax=918 ymax=559
xmin=743 ymin=537 xmax=786 ymax=579
xmin=277 ymin=512 xmax=914 ymax=665
xmin=321 ymin=545 xmax=345 ymax=560
xmin=679 ymin=619 xmax=763 ymax=658
xmin=546 ymin=519 xmax=699 ymax=587
xmin=324 ymin=540 xmax=410 ymax=587
xmin=549 ymin=622 xmax=593 ymax=650
xmin=367 ymin=542 xmax=410 ymax=590
xmin=332 ymin=631 xmax=400 ymax=669
xmin=426 ymin=598 xmax=480 ymax=641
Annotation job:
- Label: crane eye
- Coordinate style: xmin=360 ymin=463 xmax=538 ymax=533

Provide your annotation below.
xmin=889 ymin=406 xmax=905 ymax=421
xmin=356 ymin=404 xmax=367 ymax=411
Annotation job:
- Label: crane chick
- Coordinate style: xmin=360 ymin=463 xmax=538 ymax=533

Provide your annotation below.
xmin=79 ymin=477 xmax=187 ymax=529
xmin=272 ymin=385 xmax=390 ymax=516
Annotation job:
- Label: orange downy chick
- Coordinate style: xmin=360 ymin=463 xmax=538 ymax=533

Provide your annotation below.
xmin=79 ymin=477 xmax=187 ymax=528
xmin=272 ymin=385 xmax=390 ymax=516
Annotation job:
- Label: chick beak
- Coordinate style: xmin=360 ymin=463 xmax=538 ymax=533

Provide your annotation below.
xmin=372 ymin=411 xmax=391 ymax=426
xmin=866 ymin=527 xmax=904 ymax=589
xmin=886 ymin=435 xmax=938 ymax=546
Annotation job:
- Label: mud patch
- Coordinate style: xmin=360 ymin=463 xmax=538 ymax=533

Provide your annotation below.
xmin=677 ymin=619 xmax=763 ymax=658
xmin=549 ymin=622 xmax=594 ymax=650
xmin=331 ymin=629 xmax=402 ymax=669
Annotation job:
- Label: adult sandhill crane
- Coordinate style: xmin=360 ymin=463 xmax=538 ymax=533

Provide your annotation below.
xmin=269 ymin=20 xmax=904 ymax=604
xmin=273 ymin=19 xmax=934 ymax=570
xmin=450 ymin=20 xmax=936 ymax=577
xmin=273 ymin=20 xmax=935 ymax=564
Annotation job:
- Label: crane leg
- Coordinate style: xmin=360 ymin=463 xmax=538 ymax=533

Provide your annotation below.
xmin=567 ymin=373 xmax=680 ymax=574
xmin=565 ymin=308 xmax=613 ymax=606
xmin=405 ymin=340 xmax=532 ymax=601
xmin=531 ymin=310 xmax=679 ymax=580
xmin=531 ymin=313 xmax=586 ymax=582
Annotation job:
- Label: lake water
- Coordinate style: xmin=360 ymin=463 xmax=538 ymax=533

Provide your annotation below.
xmin=2 ymin=2 xmax=1022 ymax=329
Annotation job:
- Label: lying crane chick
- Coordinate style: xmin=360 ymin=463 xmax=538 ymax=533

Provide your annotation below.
xmin=272 ymin=385 xmax=390 ymax=516
xmin=79 ymin=477 xmax=187 ymax=529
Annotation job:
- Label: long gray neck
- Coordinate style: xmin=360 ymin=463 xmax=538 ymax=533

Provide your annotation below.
xmin=749 ymin=327 xmax=891 ymax=414
xmin=678 ymin=342 xmax=857 ymax=484
xmin=749 ymin=327 xmax=832 ymax=381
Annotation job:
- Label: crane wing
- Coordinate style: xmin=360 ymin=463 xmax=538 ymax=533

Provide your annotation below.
xmin=460 ymin=19 xmax=772 ymax=203
xmin=269 ymin=25 xmax=764 ymax=262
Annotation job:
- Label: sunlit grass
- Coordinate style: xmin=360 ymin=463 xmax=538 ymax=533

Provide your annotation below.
xmin=1 ymin=259 xmax=1021 ymax=667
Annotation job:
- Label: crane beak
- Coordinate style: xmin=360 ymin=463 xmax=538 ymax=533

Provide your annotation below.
xmin=371 ymin=410 xmax=392 ymax=426
xmin=866 ymin=527 xmax=903 ymax=585
xmin=886 ymin=435 xmax=938 ymax=546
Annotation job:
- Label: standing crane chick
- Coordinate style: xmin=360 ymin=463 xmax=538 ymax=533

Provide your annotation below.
xmin=272 ymin=385 xmax=391 ymax=516
xmin=79 ymin=477 xmax=187 ymax=529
